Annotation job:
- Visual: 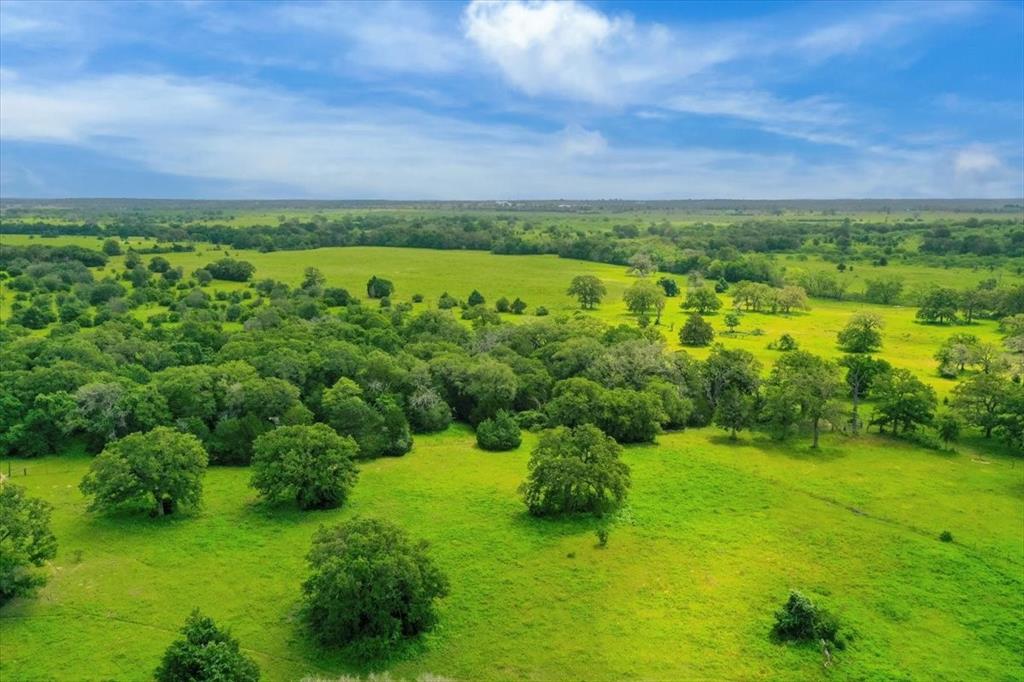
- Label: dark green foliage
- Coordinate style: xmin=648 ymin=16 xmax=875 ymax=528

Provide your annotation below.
xmin=703 ymin=346 xmax=761 ymax=440
xmin=467 ymin=289 xmax=485 ymax=307
xmin=154 ymin=609 xmax=260 ymax=682
xmin=520 ymin=425 xmax=630 ymax=517
xmin=250 ymin=424 xmax=359 ymax=510
xmin=79 ymin=427 xmax=208 ymax=516
xmin=475 ymin=409 xmax=522 ymax=451
xmin=870 ymin=368 xmax=937 ymax=434
xmin=495 ymin=296 xmax=510 ymax=313
xmin=762 ymin=351 xmax=843 ymax=447
xmin=535 ymin=306 xmax=549 ymax=316
xmin=510 ymin=297 xmax=527 ymax=314
xmin=206 ymin=258 xmax=256 ymax=282
xmin=864 ymin=277 xmax=903 ymax=304
xmin=102 ymin=238 xmax=122 ymax=256
xmin=0 ymin=483 xmax=58 ymax=604
xmin=407 ymin=388 xmax=453 ymax=433
xmin=939 ymin=530 xmax=954 ymax=543
xmin=839 ymin=354 xmax=891 ymax=433
xmin=768 ymin=334 xmax=798 ymax=351
xmin=916 ymin=287 xmax=960 ymax=324
xmin=366 ymin=275 xmax=394 ymax=299
xmin=772 ymin=591 xmax=842 ymax=647
xmin=682 ymin=287 xmax=721 ymax=314
xmin=545 ymin=377 xmax=666 ymax=443
xmin=437 ymin=291 xmax=459 ymax=309
xmin=657 ymin=277 xmax=680 ymax=297
xmin=301 ymin=518 xmax=449 ymax=656
xmin=679 ymin=313 xmax=714 ymax=346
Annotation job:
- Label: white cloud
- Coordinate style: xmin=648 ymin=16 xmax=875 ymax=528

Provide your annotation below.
xmin=3 ymin=71 xmax=1019 ymax=199
xmin=954 ymin=146 xmax=1003 ymax=177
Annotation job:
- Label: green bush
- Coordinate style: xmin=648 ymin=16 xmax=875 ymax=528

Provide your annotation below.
xmin=772 ymin=591 xmax=842 ymax=647
xmin=475 ymin=410 xmax=522 ymax=451
xmin=0 ymin=483 xmax=58 ymax=604
xmin=302 ymin=518 xmax=449 ymax=657
xmin=155 ymin=609 xmax=260 ymax=681
xmin=250 ymin=425 xmax=359 ymax=510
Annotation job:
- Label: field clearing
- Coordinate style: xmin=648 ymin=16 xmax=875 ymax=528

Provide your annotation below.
xmin=1 ymin=426 xmax=1021 ymax=681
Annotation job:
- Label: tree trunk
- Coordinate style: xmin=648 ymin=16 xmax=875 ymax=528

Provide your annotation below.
xmin=812 ymin=417 xmax=820 ymax=449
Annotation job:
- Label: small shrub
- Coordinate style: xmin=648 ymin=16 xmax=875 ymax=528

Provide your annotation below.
xmin=514 ymin=410 xmax=547 ymax=431
xmin=939 ymin=530 xmax=954 ymax=543
xmin=476 ymin=410 xmax=522 ymax=451
xmin=595 ymin=527 xmax=609 ymax=548
xmin=535 ymin=306 xmax=549 ymax=316
xmin=411 ymin=293 xmax=424 ymax=303
xmin=155 ymin=609 xmax=260 ymax=681
xmin=772 ymin=591 xmax=843 ymax=648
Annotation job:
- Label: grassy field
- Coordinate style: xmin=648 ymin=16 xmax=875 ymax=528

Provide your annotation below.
xmin=1 ymin=426 xmax=1021 ymax=681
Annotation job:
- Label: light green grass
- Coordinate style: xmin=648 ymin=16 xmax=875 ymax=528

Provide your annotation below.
xmin=1 ymin=426 xmax=1021 ymax=680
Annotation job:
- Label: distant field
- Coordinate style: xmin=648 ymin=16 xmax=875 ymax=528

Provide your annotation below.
xmin=1 ymin=237 xmax=1015 ymax=398
xmin=1 ymin=426 xmax=1020 ymax=681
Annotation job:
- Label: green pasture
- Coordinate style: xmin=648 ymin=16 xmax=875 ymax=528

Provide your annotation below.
xmin=2 ymin=426 xmax=1021 ymax=681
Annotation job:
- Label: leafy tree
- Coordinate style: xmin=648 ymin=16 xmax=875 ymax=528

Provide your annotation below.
xmin=951 ymin=373 xmax=1011 ymax=438
xmin=437 ymin=291 xmax=459 ymax=309
xmin=723 ymin=311 xmax=741 ymax=334
xmin=321 ymin=378 xmax=384 ymax=457
xmin=774 ymin=286 xmax=810 ymax=314
xmin=301 ymin=267 xmax=325 ymax=291
xmin=772 ymin=591 xmax=842 ymax=647
xmin=839 ymin=354 xmax=890 ymax=434
xmin=373 ymin=396 xmax=413 ymax=457
xmin=959 ymin=288 xmax=991 ymax=324
xmin=657 ymin=277 xmax=680 ymax=297
xmin=763 ymin=352 xmax=843 ymax=447
xmin=703 ymin=346 xmax=761 ymax=440
xmin=869 ymin=368 xmax=936 ymax=434
xmin=520 ymin=425 xmax=630 ymax=517
xmin=682 ymin=287 xmax=722 ymax=315
xmin=323 ymin=287 xmax=353 ymax=306
xmin=495 ymin=296 xmax=510 ymax=313
xmin=3 ymin=391 xmax=75 ymax=457
xmin=567 ymin=275 xmax=606 ymax=309
xmin=679 ymin=313 xmax=714 ymax=346
xmin=864 ymin=277 xmax=904 ymax=305
xmin=467 ymin=289 xmax=486 ymax=307
xmin=101 ymin=238 xmax=122 ymax=256
xmin=206 ymin=258 xmax=256 ymax=282
xmin=406 ymin=388 xmax=452 ymax=433
xmin=366 ymin=276 xmax=394 ymax=299
xmin=510 ymin=297 xmax=527 ymax=315
xmin=837 ymin=312 xmax=884 ymax=353
xmin=627 ymin=252 xmax=658 ymax=277
xmin=155 ymin=609 xmax=260 ymax=682
xmin=250 ymin=424 xmax=359 ymax=509
xmin=623 ymin=280 xmax=666 ymax=326
xmin=916 ymin=287 xmax=960 ymax=324
xmin=475 ymin=410 xmax=522 ymax=451
xmin=149 ymin=256 xmax=171 ymax=273
xmin=79 ymin=427 xmax=208 ymax=516
xmin=302 ymin=518 xmax=449 ymax=654
xmin=768 ymin=333 xmax=799 ymax=351
xmin=0 ymin=483 xmax=57 ymax=604
xmin=935 ymin=413 xmax=960 ymax=447
xmin=934 ymin=333 xmax=983 ymax=377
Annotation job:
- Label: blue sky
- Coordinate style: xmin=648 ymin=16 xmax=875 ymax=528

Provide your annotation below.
xmin=1 ymin=0 xmax=1021 ymax=199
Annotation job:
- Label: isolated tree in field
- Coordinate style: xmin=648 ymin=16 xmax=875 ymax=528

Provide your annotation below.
xmin=869 ymin=368 xmax=936 ymax=434
xmin=774 ymin=285 xmax=810 ymax=314
xmin=657 ymin=277 xmax=680 ymax=297
xmin=149 ymin=256 xmax=171 ymax=273
xmin=951 ymin=373 xmax=1011 ymax=438
xmin=723 ymin=311 xmax=741 ymax=334
xmin=495 ymin=296 xmax=510 ymax=313
xmin=510 ymin=297 xmax=527 ymax=314
xmin=682 ymin=287 xmax=722 ymax=315
xmin=79 ymin=427 xmax=208 ymax=516
xmin=437 ymin=291 xmax=459 ymax=309
xmin=772 ymin=591 xmax=842 ymax=648
xmin=366 ymin=275 xmax=394 ymax=299
xmin=934 ymin=334 xmax=982 ymax=377
xmin=567 ymin=275 xmax=606 ymax=309
xmin=627 ymin=252 xmax=658 ymax=277
xmin=837 ymin=312 xmax=884 ymax=353
xmin=302 ymin=517 xmax=449 ymax=655
xmin=703 ymin=346 xmax=761 ymax=440
xmin=679 ymin=313 xmax=714 ymax=346
xmin=839 ymin=354 xmax=890 ymax=433
xmin=475 ymin=409 xmax=522 ymax=451
xmin=0 ymin=483 xmax=57 ymax=604
xmin=250 ymin=425 xmax=359 ymax=510
xmin=916 ymin=287 xmax=960 ymax=324
xmin=301 ymin=266 xmax=326 ymax=291
xmin=101 ymin=238 xmax=122 ymax=256
xmin=467 ymin=289 xmax=486 ymax=307
xmin=155 ymin=609 xmax=260 ymax=682
xmin=206 ymin=258 xmax=256 ymax=282
xmin=520 ymin=425 xmax=630 ymax=517
xmin=763 ymin=352 xmax=843 ymax=447
xmin=624 ymin=280 xmax=666 ymax=326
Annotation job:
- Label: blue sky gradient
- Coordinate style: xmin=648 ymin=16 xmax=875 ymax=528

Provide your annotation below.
xmin=1 ymin=0 xmax=1021 ymax=199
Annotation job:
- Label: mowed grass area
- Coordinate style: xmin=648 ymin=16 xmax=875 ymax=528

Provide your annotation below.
xmin=1 ymin=426 xmax=1021 ymax=681
xmin=1 ymin=237 xmax=1014 ymax=398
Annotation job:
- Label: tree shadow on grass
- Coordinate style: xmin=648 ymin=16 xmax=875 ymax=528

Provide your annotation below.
xmin=706 ymin=432 xmax=849 ymax=462
xmin=289 ymin=615 xmax=434 ymax=679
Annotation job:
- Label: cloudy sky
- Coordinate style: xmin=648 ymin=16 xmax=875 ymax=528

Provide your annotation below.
xmin=1 ymin=0 xmax=1021 ymax=199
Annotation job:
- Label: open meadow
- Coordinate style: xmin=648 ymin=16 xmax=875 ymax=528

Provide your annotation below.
xmin=2 ymin=425 xmax=1022 ymax=681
